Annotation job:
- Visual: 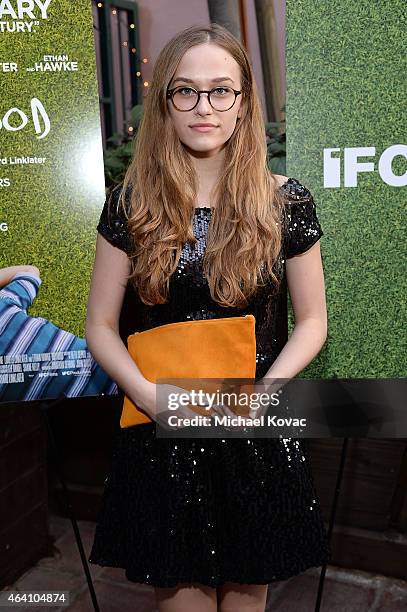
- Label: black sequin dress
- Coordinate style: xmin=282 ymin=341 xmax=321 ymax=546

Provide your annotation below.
xmin=88 ymin=178 xmax=332 ymax=588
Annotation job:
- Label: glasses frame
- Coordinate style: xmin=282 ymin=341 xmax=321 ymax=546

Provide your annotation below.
xmin=166 ymin=85 xmax=242 ymax=112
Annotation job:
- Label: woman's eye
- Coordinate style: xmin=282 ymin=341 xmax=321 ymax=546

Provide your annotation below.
xmin=178 ymin=87 xmax=195 ymax=96
xmin=212 ymin=87 xmax=228 ymax=95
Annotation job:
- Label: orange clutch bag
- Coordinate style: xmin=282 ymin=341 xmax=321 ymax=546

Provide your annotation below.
xmin=120 ymin=314 xmax=257 ymax=428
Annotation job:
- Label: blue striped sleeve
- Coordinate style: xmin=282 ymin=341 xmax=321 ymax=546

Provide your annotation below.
xmin=0 ymin=273 xmax=42 ymax=310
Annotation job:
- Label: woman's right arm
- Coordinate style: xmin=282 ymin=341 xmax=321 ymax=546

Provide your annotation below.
xmin=85 ymin=233 xmax=156 ymax=415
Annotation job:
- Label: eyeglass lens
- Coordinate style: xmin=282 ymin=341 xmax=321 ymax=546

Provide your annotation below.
xmin=171 ymin=86 xmax=236 ymax=111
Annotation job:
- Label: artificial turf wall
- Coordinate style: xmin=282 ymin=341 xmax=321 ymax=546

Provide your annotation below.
xmin=286 ymin=0 xmax=405 ymax=378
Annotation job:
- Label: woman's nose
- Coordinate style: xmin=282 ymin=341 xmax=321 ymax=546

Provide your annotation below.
xmin=195 ymin=92 xmax=213 ymax=113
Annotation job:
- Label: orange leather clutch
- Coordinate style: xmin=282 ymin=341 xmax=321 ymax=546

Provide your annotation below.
xmin=120 ymin=314 xmax=257 ymax=428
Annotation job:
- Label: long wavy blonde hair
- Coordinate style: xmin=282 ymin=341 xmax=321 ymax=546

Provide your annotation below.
xmin=119 ymin=23 xmax=286 ymax=308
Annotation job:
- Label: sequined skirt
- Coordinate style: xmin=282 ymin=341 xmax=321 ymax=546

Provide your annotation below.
xmin=88 ymin=423 xmax=332 ymax=588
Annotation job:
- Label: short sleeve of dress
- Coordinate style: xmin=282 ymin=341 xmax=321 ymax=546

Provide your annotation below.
xmin=280 ymin=177 xmax=324 ymax=259
xmin=96 ymin=183 xmax=132 ymax=254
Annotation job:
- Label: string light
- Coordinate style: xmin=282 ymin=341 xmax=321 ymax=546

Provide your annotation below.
xmin=130 ymin=23 xmax=135 ymax=29
xmin=142 ymin=58 xmax=148 ymax=63
xmin=143 ymin=81 xmax=149 ymax=87
xmin=112 ymin=9 xmax=117 ymax=15
xmin=136 ymin=71 xmax=141 ymax=76
xmin=128 ymin=126 xmax=134 ymax=133
xmin=123 ymin=41 xmax=128 ymax=47
xmin=97 ymin=2 xmax=102 ymax=7
xmin=131 ymin=48 xmax=136 ymax=53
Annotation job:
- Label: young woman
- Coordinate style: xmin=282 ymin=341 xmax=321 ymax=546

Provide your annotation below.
xmin=86 ymin=23 xmax=331 ymax=612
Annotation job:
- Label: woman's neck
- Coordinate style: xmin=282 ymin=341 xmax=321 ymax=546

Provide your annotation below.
xmin=190 ymin=148 xmax=225 ymax=208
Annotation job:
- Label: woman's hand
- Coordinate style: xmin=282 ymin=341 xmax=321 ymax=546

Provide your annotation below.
xmin=210 ymin=378 xmax=286 ymax=432
xmin=135 ymin=381 xmax=213 ymax=430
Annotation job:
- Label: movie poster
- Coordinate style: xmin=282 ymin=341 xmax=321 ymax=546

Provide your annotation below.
xmin=0 ymin=0 xmax=117 ymax=403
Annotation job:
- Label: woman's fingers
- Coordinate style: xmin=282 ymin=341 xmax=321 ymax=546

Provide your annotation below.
xmin=155 ymin=382 xmax=270 ymax=433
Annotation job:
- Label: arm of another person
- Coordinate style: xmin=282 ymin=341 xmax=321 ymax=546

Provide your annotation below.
xmin=0 ymin=265 xmax=40 ymax=287
xmin=85 ymin=234 xmax=156 ymax=413
xmin=264 ymin=240 xmax=327 ymax=380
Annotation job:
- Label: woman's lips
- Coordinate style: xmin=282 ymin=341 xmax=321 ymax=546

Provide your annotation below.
xmin=190 ymin=126 xmax=217 ymax=132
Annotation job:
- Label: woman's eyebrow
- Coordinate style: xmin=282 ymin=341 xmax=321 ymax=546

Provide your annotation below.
xmin=172 ymin=76 xmax=234 ymax=85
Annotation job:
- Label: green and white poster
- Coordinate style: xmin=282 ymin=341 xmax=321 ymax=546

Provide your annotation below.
xmin=286 ymin=0 xmax=406 ymax=379
xmin=0 ymin=0 xmax=116 ymax=402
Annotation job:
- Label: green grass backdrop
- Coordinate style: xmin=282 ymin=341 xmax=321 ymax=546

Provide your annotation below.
xmin=286 ymin=0 xmax=406 ymax=377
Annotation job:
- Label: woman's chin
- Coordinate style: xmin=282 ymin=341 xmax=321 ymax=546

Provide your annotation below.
xmin=182 ymin=141 xmax=224 ymax=158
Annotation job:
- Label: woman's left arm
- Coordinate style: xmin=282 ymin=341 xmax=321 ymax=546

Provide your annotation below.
xmin=263 ymin=240 xmax=327 ymax=380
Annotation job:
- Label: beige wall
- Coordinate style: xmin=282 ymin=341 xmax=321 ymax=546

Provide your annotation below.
xmin=273 ymin=0 xmax=285 ymax=96
xmin=135 ymin=0 xmax=209 ymax=96
xmin=244 ymin=0 xmax=266 ymax=117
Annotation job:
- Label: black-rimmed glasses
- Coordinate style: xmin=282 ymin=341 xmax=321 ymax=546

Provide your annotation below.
xmin=166 ymin=85 xmax=242 ymax=112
